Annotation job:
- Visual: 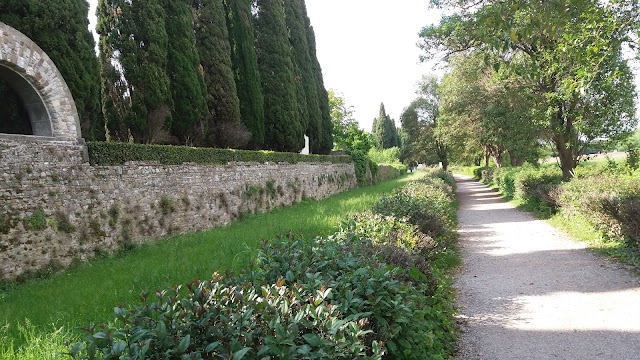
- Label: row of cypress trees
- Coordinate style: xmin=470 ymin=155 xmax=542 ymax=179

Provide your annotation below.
xmin=1 ymin=0 xmax=332 ymax=154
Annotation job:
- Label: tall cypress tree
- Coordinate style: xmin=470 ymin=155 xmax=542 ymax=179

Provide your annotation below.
xmin=302 ymin=5 xmax=333 ymax=154
xmin=0 ymin=0 xmax=104 ymax=140
xmin=373 ymin=103 xmax=398 ymax=149
xmin=254 ymin=0 xmax=304 ymax=152
xmin=165 ymin=0 xmax=208 ymax=145
xmin=284 ymin=0 xmax=323 ymax=154
xmin=98 ymin=0 xmax=172 ymax=144
xmin=226 ymin=0 xmax=265 ymax=148
xmin=193 ymin=0 xmax=248 ymax=148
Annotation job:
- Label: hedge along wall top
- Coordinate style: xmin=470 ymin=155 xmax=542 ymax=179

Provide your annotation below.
xmin=87 ymin=142 xmax=352 ymax=166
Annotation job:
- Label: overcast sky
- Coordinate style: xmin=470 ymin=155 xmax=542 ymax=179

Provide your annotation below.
xmin=87 ymin=0 xmax=440 ymax=132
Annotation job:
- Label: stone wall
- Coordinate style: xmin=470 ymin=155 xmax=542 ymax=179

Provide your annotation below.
xmin=0 ymin=136 xmax=356 ymax=280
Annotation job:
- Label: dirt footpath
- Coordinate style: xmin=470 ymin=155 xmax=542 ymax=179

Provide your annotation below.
xmin=454 ymin=175 xmax=640 ymax=360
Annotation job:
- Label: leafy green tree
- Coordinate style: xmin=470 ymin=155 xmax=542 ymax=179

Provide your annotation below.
xmin=421 ymin=0 xmax=639 ymax=178
xmin=193 ymin=0 xmax=249 ymax=148
xmin=400 ymin=75 xmax=450 ymax=170
xmin=328 ymin=90 xmax=374 ymax=153
xmin=166 ymin=0 xmax=208 ymax=145
xmin=0 ymin=0 xmax=104 ymax=140
xmin=373 ymin=103 xmax=399 ymax=149
xmin=225 ymin=0 xmax=265 ymax=148
xmin=436 ymin=53 xmax=544 ymax=167
xmin=254 ymin=0 xmax=304 ymax=152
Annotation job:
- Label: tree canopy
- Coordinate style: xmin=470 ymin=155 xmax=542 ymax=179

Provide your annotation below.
xmin=420 ymin=0 xmax=639 ymax=178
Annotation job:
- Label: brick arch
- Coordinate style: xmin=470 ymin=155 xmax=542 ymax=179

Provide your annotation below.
xmin=0 ymin=22 xmax=82 ymax=140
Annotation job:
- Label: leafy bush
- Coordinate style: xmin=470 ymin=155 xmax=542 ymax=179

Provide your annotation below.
xmin=70 ymin=272 xmax=377 ymax=359
xmin=252 ymin=234 xmax=455 ymax=359
xmin=513 ymin=166 xmax=563 ymax=211
xmin=69 ymin=174 xmax=459 ymax=360
xmin=372 ymin=176 xmax=456 ymax=240
xmin=558 ymin=174 xmax=640 ymax=250
xmin=87 ymin=142 xmax=352 ymax=166
xmin=367 ymin=147 xmax=401 ymax=165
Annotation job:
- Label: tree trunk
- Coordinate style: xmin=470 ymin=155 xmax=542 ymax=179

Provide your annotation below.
xmin=554 ymin=134 xmax=576 ymax=180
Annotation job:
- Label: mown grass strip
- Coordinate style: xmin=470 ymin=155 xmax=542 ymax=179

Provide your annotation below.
xmin=0 ymin=173 xmax=422 ymax=348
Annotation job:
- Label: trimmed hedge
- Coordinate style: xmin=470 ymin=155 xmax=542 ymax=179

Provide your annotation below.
xmin=87 ymin=142 xmax=352 ymax=166
xmin=69 ymin=170 xmax=458 ymax=359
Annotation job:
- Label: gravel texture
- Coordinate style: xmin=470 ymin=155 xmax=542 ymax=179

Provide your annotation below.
xmin=454 ymin=175 xmax=640 ymax=360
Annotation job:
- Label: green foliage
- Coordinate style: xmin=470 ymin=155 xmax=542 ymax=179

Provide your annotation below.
xmin=1 ymin=174 xmax=417 ymax=353
xmin=558 ymin=174 xmax=640 ymax=251
xmin=372 ymin=175 xmax=456 ymax=240
xmin=328 ymin=90 xmax=375 ymax=154
xmin=87 ymin=141 xmax=352 ymax=166
xmin=98 ymin=0 xmax=173 ymax=143
xmin=421 ymin=0 xmax=639 ymax=179
xmin=0 ymin=322 xmax=78 ymax=360
xmin=193 ymin=0 xmax=246 ymax=148
xmin=372 ymin=103 xmax=399 ymax=149
xmin=70 ymin=272 xmax=378 ymax=359
xmin=304 ymin=12 xmax=334 ymax=154
xmin=254 ymin=0 xmax=304 ymax=152
xmin=24 ymin=208 xmax=46 ymax=232
xmin=350 ymin=151 xmax=373 ymax=186
xmin=165 ymin=0 xmax=209 ymax=144
xmin=226 ymin=0 xmax=266 ymax=148
xmin=284 ymin=0 xmax=324 ymax=154
xmin=70 ymin=172 xmax=459 ymax=359
xmin=627 ymin=148 xmax=639 ymax=172
xmin=367 ymin=147 xmax=402 ymax=166
xmin=337 ymin=212 xmax=439 ymax=262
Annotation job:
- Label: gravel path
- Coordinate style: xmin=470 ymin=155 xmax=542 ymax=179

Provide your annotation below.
xmin=454 ymin=175 xmax=640 ymax=360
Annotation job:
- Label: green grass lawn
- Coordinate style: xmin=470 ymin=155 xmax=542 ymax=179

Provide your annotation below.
xmin=0 ymin=172 xmax=422 ymax=350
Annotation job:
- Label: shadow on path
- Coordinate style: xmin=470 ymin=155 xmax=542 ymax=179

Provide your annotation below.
xmin=453 ymin=174 xmax=640 ymax=360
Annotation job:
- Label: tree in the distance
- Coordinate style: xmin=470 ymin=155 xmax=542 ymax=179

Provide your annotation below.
xmin=328 ymin=90 xmax=374 ymax=154
xmin=373 ymin=103 xmax=399 ymax=149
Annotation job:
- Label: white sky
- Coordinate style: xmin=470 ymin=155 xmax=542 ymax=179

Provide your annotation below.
xmin=87 ymin=0 xmax=441 ymax=132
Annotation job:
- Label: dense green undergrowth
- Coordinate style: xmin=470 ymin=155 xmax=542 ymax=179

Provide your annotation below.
xmin=452 ymin=159 xmax=640 ymax=268
xmin=63 ymin=169 xmax=458 ymax=359
xmin=1 ymin=170 xmax=460 ymax=359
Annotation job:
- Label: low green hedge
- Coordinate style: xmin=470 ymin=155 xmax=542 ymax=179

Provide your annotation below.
xmin=558 ymin=174 xmax=640 ymax=251
xmin=69 ymin=170 xmax=458 ymax=360
xmin=87 ymin=142 xmax=352 ymax=166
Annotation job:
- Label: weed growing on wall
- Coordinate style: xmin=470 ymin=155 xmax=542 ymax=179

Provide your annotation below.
xmin=24 ymin=208 xmax=46 ymax=231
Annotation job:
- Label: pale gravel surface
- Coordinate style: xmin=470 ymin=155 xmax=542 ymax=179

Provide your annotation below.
xmin=454 ymin=175 xmax=640 ymax=360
